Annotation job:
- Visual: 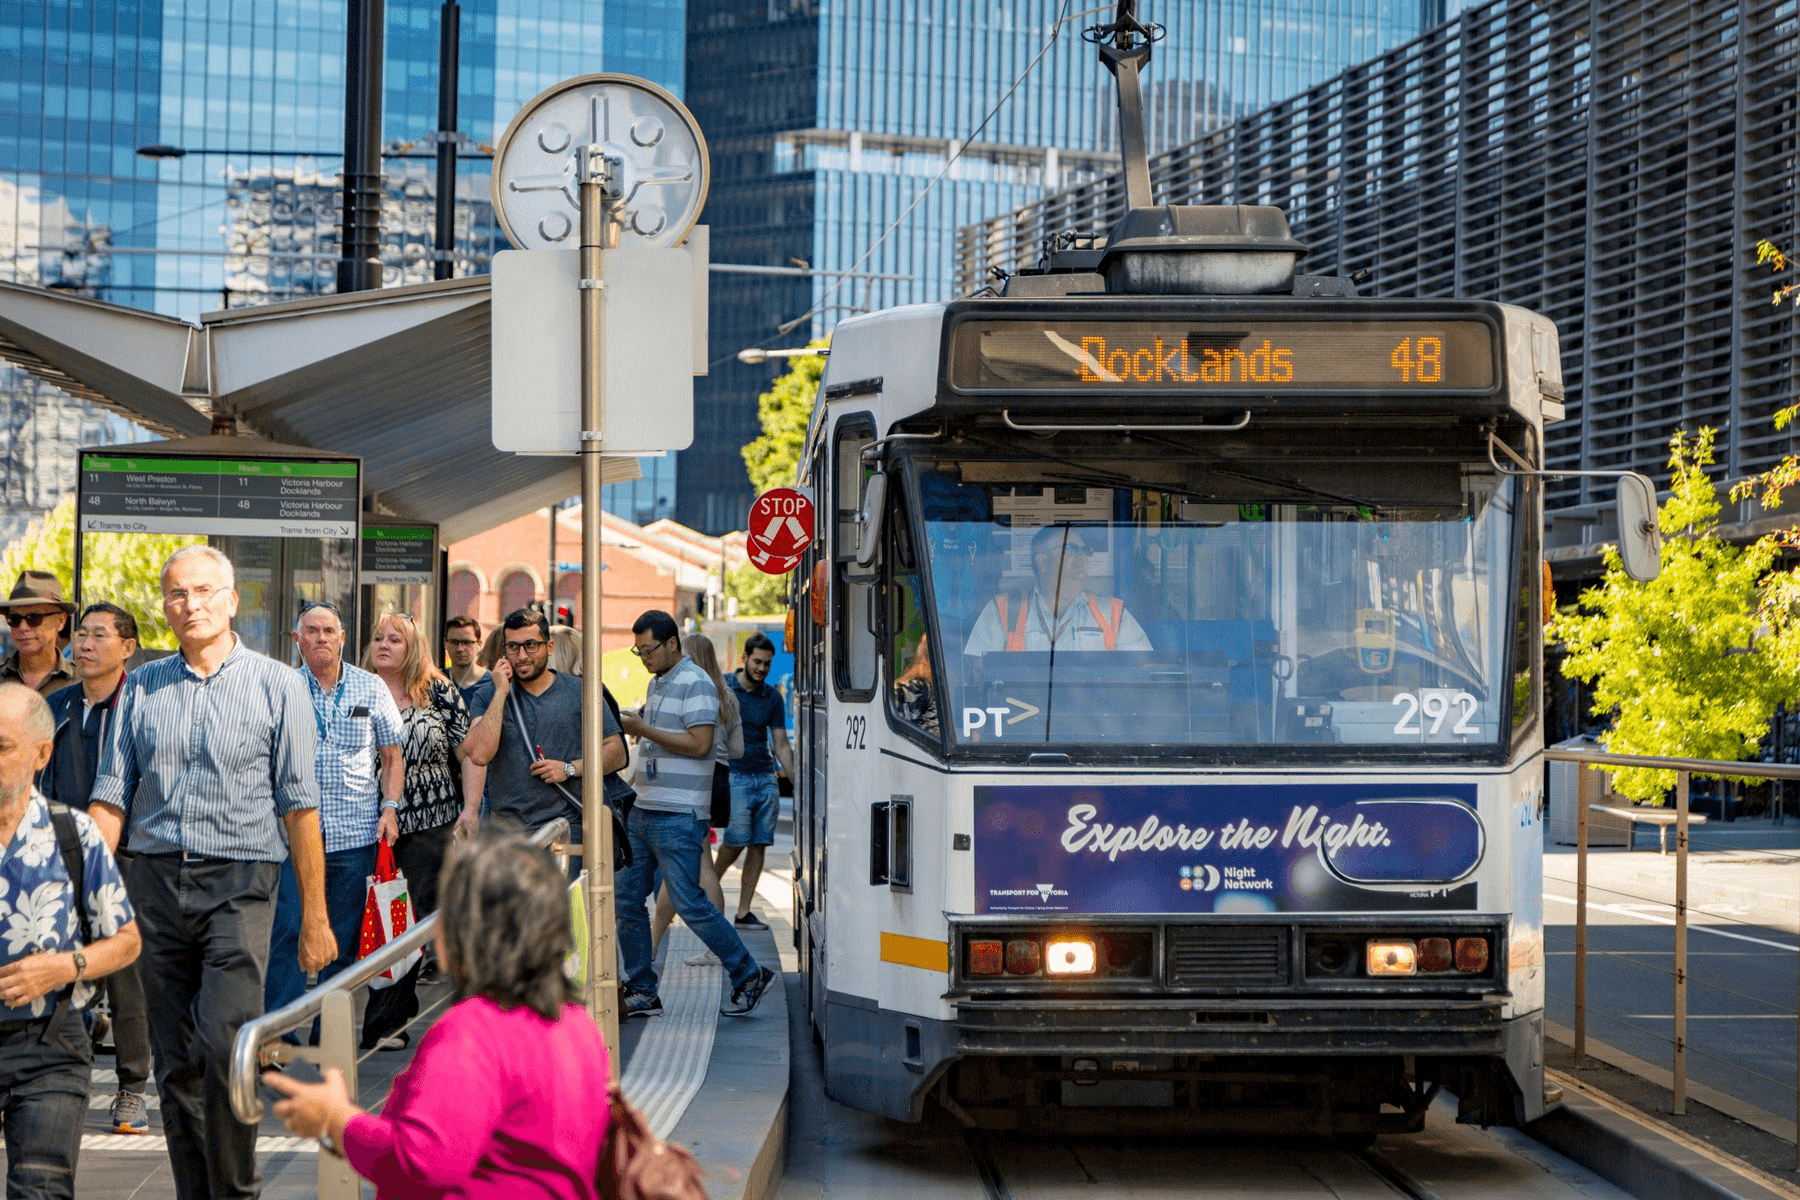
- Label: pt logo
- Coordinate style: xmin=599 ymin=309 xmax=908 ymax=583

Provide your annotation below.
xmin=1179 ymin=864 xmax=1221 ymax=892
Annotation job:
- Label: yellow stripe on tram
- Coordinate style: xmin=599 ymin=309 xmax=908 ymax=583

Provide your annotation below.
xmin=880 ymin=932 xmax=949 ymax=973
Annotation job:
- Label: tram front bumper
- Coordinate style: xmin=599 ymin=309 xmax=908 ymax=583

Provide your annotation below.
xmin=953 ymin=995 xmax=1506 ymax=1056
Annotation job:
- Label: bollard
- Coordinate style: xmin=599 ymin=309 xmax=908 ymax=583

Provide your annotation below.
xmin=1574 ymin=763 xmax=1592 ymax=1067
xmin=1672 ymin=770 xmax=1689 ymax=1116
xmin=316 ymin=988 xmax=361 ymax=1199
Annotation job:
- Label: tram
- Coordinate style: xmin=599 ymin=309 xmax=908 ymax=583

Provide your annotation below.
xmin=786 ymin=5 xmax=1655 ymax=1140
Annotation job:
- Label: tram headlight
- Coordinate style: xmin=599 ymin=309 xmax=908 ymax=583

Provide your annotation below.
xmin=1365 ymin=940 xmax=1418 ymax=976
xmin=1044 ymin=937 xmax=1097 ymax=976
xmin=1454 ymin=937 xmax=1490 ymax=973
xmin=967 ymin=939 xmax=1004 ymax=976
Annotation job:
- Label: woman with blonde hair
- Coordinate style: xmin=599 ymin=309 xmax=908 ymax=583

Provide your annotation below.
xmin=358 ymin=612 xmax=484 ymax=1047
xmin=650 ymin=636 xmax=740 ymax=961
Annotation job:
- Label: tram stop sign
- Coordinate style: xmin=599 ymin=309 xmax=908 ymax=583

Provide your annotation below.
xmin=746 ymin=487 xmax=815 ymax=574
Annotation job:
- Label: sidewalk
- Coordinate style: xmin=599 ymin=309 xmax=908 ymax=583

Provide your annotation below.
xmin=1543 ymin=816 xmax=1800 ymax=926
xmin=46 ymin=864 xmax=794 ymax=1200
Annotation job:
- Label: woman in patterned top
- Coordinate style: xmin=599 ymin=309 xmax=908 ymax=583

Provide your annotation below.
xmin=359 ymin=613 xmax=483 ymax=1049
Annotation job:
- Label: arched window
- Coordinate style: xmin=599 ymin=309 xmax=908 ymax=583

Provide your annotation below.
xmin=498 ymin=569 xmax=537 ymax=618
xmin=448 ymin=569 xmax=481 ymax=619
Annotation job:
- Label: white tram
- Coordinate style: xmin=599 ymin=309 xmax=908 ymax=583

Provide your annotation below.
xmin=784 ymin=4 xmax=1654 ymax=1141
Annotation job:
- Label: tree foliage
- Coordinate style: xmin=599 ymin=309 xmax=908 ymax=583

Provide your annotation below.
xmin=1551 ymin=428 xmax=1800 ymax=801
xmin=740 ymin=342 xmax=827 ymax=494
xmin=0 ymin=498 xmax=201 ymax=650
xmin=723 ymin=559 xmax=790 ymax=616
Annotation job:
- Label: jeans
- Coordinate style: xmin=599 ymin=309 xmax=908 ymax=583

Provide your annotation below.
xmin=128 ymin=854 xmax=279 ymax=1200
xmin=263 ymin=842 xmax=378 ymax=1013
xmin=0 ymin=1005 xmax=91 ymax=1200
xmin=617 ymin=807 xmax=760 ymax=994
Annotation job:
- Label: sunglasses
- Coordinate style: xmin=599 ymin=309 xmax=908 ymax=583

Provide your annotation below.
xmin=299 ymin=599 xmax=340 ymax=615
xmin=5 ymin=611 xmax=62 ymax=628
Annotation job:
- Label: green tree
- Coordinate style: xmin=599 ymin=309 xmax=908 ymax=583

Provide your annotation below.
xmin=0 ymin=498 xmax=201 ymax=650
xmin=723 ymin=559 xmax=790 ymax=616
xmin=1551 ymin=428 xmax=1800 ymax=801
xmin=740 ymin=341 xmax=828 ymax=493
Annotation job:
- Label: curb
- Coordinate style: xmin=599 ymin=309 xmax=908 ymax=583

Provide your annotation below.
xmin=665 ymin=925 xmax=789 ymax=1200
xmin=1526 ymin=1072 xmax=1800 ymax=1200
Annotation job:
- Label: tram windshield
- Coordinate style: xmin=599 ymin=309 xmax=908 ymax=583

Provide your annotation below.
xmin=893 ymin=446 xmax=1526 ymax=753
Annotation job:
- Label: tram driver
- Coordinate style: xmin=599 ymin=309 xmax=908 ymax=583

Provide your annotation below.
xmin=962 ymin=524 xmax=1153 ymax=656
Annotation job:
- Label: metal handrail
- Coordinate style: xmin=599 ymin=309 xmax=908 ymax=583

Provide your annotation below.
xmin=1542 ymin=746 xmax=1800 ymax=781
xmin=229 ymin=817 xmax=571 ymax=1126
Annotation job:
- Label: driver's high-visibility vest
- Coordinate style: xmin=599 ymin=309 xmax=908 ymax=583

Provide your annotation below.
xmin=994 ymin=592 xmax=1122 ymax=651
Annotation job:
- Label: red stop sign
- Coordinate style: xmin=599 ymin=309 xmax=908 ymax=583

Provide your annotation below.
xmin=746 ymin=487 xmax=815 ymax=574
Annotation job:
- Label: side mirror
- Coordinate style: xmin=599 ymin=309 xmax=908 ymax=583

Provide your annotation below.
xmin=1615 ymin=472 xmax=1662 ymax=583
xmin=854 ymin=470 xmax=888 ymax=566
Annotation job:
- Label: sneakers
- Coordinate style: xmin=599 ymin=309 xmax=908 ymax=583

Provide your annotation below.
xmin=623 ymin=989 xmax=664 ymax=1019
xmin=733 ymin=911 xmax=769 ymax=931
xmin=684 ymin=949 xmax=721 ymax=967
xmin=110 ymin=1091 xmax=150 ymax=1135
xmin=721 ymin=966 xmax=775 ymax=1018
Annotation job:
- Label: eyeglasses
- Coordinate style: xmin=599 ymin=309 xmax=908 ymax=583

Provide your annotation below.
xmin=164 ymin=584 xmax=224 ymax=608
xmin=1046 ymin=542 xmax=1091 ymax=557
xmin=504 ymin=639 xmax=548 ymax=656
xmin=630 ymin=636 xmax=673 ymax=659
xmin=5 ymin=611 xmax=61 ymax=628
xmin=445 ymin=637 xmax=480 ymax=647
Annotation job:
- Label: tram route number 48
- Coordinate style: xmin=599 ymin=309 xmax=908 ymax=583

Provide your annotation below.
xmin=1391 ymin=689 xmax=1478 ymax=737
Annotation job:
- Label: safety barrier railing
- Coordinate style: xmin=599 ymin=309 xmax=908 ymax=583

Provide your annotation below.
xmin=1544 ymin=748 xmax=1800 ymax=1165
xmin=228 ymin=818 xmax=572 ymax=1198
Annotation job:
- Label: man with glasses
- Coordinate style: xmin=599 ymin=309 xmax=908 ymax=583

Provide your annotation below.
xmin=963 ymin=524 xmax=1153 ymax=656
xmin=616 ymin=610 xmax=775 ymax=1019
xmin=463 ymin=608 xmax=620 ymax=845
xmin=89 ymin=545 xmax=334 ymax=1200
xmin=0 ymin=570 xmax=78 ymax=697
xmin=443 ymin=614 xmax=488 ymax=702
xmin=263 ymin=600 xmax=404 ymax=1030
xmin=38 ymin=602 xmax=154 ymax=1134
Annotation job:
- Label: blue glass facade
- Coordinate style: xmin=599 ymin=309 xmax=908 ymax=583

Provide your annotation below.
xmin=0 ymin=0 xmax=685 ymax=538
xmin=679 ymin=0 xmax=1466 ymax=533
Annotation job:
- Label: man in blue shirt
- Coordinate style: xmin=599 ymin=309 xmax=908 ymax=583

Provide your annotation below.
xmin=716 ymin=633 xmax=796 ymax=930
xmin=0 ymin=682 xmax=141 ymax=1200
xmin=264 ymin=600 xmax=404 ymax=1026
xmin=90 ymin=545 xmax=334 ymax=1200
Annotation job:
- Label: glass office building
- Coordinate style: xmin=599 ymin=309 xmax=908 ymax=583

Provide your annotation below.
xmin=680 ymin=0 xmax=1461 ymax=533
xmin=0 ymin=0 xmax=687 ymax=541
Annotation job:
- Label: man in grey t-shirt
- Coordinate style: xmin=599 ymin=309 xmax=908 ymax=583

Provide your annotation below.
xmin=616 ymin=610 xmax=773 ymax=1019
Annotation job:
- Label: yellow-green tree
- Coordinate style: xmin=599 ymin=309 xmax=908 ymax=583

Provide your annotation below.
xmin=723 ymin=559 xmax=789 ymax=616
xmin=740 ymin=341 xmax=827 ymax=493
xmin=0 ymin=498 xmax=201 ymax=650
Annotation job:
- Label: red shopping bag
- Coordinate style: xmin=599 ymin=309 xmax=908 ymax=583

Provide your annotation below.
xmin=358 ymin=841 xmax=421 ymax=989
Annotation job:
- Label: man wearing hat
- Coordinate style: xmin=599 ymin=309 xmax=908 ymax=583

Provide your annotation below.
xmin=0 ymin=570 xmax=78 ymax=697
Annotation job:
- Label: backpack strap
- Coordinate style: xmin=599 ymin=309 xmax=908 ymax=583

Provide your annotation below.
xmin=48 ymin=804 xmax=91 ymax=945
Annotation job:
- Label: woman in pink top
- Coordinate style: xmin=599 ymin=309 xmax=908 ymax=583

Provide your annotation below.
xmin=265 ymin=827 xmax=610 ymax=1198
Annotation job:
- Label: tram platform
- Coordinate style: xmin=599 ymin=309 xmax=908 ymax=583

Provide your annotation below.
xmin=52 ymin=866 xmax=796 ymax=1200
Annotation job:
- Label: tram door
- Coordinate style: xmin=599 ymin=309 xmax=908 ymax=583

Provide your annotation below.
xmin=794 ymin=434 xmax=830 ymax=1022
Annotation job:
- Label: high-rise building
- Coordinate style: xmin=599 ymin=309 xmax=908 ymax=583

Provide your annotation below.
xmin=0 ymin=0 xmax=688 ymax=541
xmin=679 ymin=0 xmax=1462 ymax=533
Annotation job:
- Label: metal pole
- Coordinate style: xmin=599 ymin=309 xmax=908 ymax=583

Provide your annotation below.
xmin=1673 ymin=769 xmax=1690 ymax=1114
xmin=432 ymin=0 xmax=461 ymax=282
xmin=547 ymin=505 xmax=557 ymax=617
xmin=337 ymin=0 xmax=386 ymax=294
xmin=315 ymin=989 xmax=360 ymax=1199
xmin=1575 ymin=763 xmax=1592 ymax=1067
xmin=578 ymin=144 xmax=622 ymax=1081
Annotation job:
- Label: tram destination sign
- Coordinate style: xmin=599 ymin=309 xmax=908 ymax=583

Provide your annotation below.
xmin=79 ymin=453 xmax=360 ymax=538
xmin=947 ymin=316 xmax=1499 ymax=394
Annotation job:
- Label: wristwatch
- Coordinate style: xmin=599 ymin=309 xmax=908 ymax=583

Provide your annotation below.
xmin=568 ymin=759 xmax=582 ymax=778
xmin=71 ymin=950 xmax=87 ymax=980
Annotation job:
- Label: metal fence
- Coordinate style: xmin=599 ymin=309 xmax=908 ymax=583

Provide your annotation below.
xmin=954 ymin=0 xmax=1800 ymax=512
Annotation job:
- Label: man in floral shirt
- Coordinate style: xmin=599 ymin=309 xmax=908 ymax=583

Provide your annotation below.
xmin=0 ymin=682 xmax=141 ymax=1199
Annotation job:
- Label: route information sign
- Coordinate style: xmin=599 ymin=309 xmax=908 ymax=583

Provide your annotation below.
xmin=361 ymin=525 xmax=437 ymax=585
xmin=78 ymin=453 xmax=360 ymax=538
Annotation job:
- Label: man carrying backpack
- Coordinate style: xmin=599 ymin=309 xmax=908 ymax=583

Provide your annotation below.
xmin=0 ymin=682 xmax=142 ymax=1199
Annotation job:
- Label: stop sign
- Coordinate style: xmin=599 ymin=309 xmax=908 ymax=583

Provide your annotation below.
xmin=746 ymin=487 xmax=815 ymax=574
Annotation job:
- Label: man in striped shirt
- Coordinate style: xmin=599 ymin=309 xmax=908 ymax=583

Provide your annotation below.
xmin=616 ymin=610 xmax=774 ymax=1019
xmin=90 ymin=545 xmax=334 ymax=1200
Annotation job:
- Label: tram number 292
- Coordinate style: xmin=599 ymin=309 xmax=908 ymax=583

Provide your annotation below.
xmin=845 ymin=715 xmax=868 ymax=750
xmin=1392 ymin=689 xmax=1478 ymax=737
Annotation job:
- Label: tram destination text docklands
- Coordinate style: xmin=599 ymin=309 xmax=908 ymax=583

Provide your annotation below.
xmin=77 ymin=453 xmax=360 ymax=539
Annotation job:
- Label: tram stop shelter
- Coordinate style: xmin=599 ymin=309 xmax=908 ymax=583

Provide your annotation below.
xmin=0 ymin=275 xmax=640 ymax=654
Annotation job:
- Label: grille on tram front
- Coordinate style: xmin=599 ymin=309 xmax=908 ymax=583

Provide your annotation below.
xmin=1166 ymin=927 xmax=1289 ymax=987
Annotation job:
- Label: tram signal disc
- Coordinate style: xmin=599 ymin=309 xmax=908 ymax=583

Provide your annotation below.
xmin=747 ymin=487 xmax=815 ymax=575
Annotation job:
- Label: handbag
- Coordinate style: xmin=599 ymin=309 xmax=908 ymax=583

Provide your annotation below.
xmin=709 ymin=763 xmax=732 ymax=829
xmin=597 ymin=1084 xmax=708 ymax=1200
xmin=358 ymin=841 xmax=422 ymax=990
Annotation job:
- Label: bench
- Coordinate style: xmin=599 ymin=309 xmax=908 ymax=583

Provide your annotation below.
xmin=1588 ymin=804 xmax=1708 ymax=856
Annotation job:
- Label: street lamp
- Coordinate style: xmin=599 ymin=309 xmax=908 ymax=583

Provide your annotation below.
xmin=737 ymin=346 xmax=829 ymax=365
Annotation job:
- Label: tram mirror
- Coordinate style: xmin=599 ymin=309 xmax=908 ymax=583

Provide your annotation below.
xmin=1615 ymin=472 xmax=1662 ymax=583
xmin=855 ymin=471 xmax=889 ymax=566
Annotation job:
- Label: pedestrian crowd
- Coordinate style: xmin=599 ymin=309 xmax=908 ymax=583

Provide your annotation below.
xmin=0 ymin=551 xmax=788 ymax=1200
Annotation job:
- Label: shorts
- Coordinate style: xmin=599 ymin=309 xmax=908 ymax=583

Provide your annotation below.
xmin=723 ymin=771 xmax=779 ymax=847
